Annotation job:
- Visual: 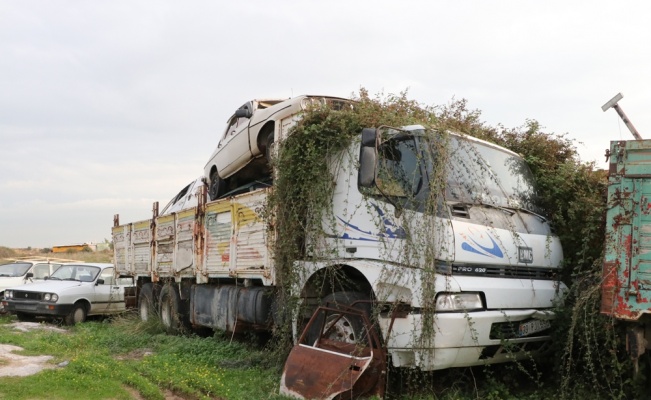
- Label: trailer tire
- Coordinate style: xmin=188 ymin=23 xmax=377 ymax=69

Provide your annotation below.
xmin=138 ymin=283 xmax=157 ymax=322
xmin=306 ymin=291 xmax=372 ymax=345
xmin=159 ymin=283 xmax=187 ymax=334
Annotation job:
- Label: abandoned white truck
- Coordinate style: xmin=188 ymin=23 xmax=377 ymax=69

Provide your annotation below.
xmin=113 ymin=97 xmax=566 ymax=398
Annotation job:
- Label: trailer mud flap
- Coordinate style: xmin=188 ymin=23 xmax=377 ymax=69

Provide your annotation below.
xmin=280 ymin=304 xmax=386 ymax=399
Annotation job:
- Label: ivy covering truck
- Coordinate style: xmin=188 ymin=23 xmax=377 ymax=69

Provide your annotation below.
xmin=113 ymin=95 xmax=566 ymax=398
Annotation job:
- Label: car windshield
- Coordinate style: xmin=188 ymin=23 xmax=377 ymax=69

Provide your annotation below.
xmin=50 ymin=265 xmax=101 ymax=282
xmin=0 ymin=262 xmax=31 ymax=277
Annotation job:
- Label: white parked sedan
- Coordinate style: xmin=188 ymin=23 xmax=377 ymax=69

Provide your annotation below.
xmin=204 ymin=95 xmax=351 ymax=200
xmin=3 ymin=263 xmax=135 ymax=325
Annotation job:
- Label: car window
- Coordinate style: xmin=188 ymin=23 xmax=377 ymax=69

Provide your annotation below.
xmin=99 ymin=268 xmax=115 ymax=285
xmin=31 ymin=264 xmax=55 ymax=279
xmin=51 ymin=265 xmax=101 ymax=281
xmin=0 ymin=262 xmax=31 ymax=277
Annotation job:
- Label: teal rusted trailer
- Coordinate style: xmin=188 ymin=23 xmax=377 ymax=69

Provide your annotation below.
xmin=602 ymin=139 xmax=651 ymax=365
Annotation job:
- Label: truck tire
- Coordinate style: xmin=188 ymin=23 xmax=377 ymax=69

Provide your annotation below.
xmin=138 ymin=283 xmax=157 ymax=322
xmin=306 ymin=291 xmax=372 ymax=345
xmin=159 ymin=284 xmax=188 ymax=334
xmin=64 ymin=303 xmax=87 ymax=325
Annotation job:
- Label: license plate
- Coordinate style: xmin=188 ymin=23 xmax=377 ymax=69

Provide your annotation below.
xmin=518 ymin=319 xmax=551 ymax=337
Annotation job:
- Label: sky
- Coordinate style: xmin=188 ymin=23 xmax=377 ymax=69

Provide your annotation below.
xmin=1 ymin=0 xmax=651 ymax=248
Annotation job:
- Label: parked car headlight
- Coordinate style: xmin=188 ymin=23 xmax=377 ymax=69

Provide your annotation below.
xmin=4 ymin=290 xmax=12 ymax=299
xmin=43 ymin=293 xmax=58 ymax=302
xmin=435 ymin=292 xmax=484 ymax=312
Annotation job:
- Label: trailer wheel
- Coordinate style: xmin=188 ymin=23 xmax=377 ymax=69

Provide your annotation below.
xmin=64 ymin=303 xmax=87 ymax=325
xmin=159 ymin=284 xmax=187 ymax=334
xmin=306 ymin=291 xmax=372 ymax=345
xmin=138 ymin=283 xmax=157 ymax=322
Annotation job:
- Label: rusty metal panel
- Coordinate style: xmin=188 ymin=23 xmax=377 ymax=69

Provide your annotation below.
xmin=155 ymin=214 xmax=175 ymax=276
xmin=174 ymin=208 xmax=196 ymax=275
xmin=204 ymin=201 xmax=233 ymax=274
xmin=603 ymin=139 xmax=651 ymax=320
xmin=132 ymin=220 xmax=151 ymax=275
xmin=233 ymin=191 xmax=268 ymax=275
xmin=112 ymin=224 xmax=131 ymax=275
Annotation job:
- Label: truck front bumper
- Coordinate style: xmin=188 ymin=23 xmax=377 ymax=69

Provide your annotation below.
xmin=379 ymin=309 xmax=553 ymax=371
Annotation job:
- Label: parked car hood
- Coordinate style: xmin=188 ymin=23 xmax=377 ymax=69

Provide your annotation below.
xmin=8 ymin=280 xmax=92 ymax=293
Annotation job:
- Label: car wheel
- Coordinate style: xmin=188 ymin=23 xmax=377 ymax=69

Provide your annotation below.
xmin=159 ymin=283 xmax=188 ymax=334
xmin=16 ymin=312 xmax=36 ymax=322
xmin=306 ymin=291 xmax=372 ymax=345
xmin=208 ymin=170 xmax=223 ymax=201
xmin=138 ymin=283 xmax=157 ymax=322
xmin=64 ymin=303 xmax=87 ymax=325
xmin=263 ymin=131 xmax=275 ymax=163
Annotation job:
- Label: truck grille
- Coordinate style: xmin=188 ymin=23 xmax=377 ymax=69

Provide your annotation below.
xmin=438 ymin=263 xmax=560 ymax=280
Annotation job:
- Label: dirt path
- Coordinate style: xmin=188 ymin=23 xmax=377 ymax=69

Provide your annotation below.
xmin=0 ymin=322 xmax=66 ymax=376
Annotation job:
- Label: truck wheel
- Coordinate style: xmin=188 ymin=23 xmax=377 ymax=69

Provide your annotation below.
xmin=16 ymin=312 xmax=35 ymax=322
xmin=138 ymin=283 xmax=157 ymax=322
xmin=208 ymin=171 xmax=223 ymax=201
xmin=306 ymin=291 xmax=372 ymax=345
xmin=159 ymin=284 xmax=187 ymax=334
xmin=64 ymin=303 xmax=87 ymax=325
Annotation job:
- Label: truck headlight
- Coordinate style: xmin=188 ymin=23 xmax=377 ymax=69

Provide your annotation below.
xmin=435 ymin=292 xmax=484 ymax=312
xmin=5 ymin=290 xmax=12 ymax=299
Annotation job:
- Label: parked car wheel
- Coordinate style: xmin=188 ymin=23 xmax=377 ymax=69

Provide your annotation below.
xmin=64 ymin=303 xmax=87 ymax=325
xmin=208 ymin=170 xmax=223 ymax=201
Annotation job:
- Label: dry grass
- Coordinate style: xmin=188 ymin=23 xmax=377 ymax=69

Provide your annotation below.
xmin=0 ymin=248 xmax=113 ymax=264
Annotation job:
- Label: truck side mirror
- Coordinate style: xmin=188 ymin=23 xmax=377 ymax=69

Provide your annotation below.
xmin=358 ymin=128 xmax=378 ymax=187
xmin=96 ymin=279 xmax=105 ymax=286
xmin=25 ymin=272 xmax=34 ymax=279
xmin=235 ymin=108 xmax=252 ymax=118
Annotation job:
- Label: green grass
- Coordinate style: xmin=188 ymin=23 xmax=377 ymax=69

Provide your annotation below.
xmin=0 ymin=314 xmax=287 ymax=400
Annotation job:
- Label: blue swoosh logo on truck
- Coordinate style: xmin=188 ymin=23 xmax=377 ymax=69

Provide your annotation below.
xmin=461 ymin=235 xmax=504 ymax=258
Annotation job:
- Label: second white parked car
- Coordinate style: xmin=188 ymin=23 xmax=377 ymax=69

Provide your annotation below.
xmin=3 ymin=263 xmax=135 ymax=325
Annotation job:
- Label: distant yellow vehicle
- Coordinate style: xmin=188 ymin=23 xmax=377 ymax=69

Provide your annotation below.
xmin=52 ymin=244 xmax=90 ymax=253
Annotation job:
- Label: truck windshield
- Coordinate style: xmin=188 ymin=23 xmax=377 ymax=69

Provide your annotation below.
xmin=372 ymin=130 xmax=542 ymax=215
xmin=440 ymin=135 xmax=541 ymax=214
